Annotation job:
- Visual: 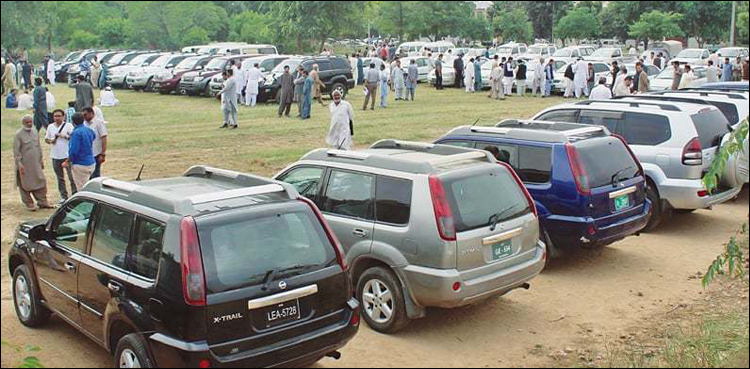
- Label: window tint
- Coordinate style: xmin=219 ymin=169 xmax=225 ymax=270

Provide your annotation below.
xmin=480 ymin=143 xmax=518 ymax=166
xmin=517 ymin=146 xmax=552 ymax=183
xmin=128 ymin=217 xmax=164 ymax=279
xmin=375 ymin=177 xmax=412 ymax=225
xmin=691 ymin=110 xmax=731 ymax=149
xmin=711 ymin=102 xmax=740 ymax=125
xmin=594 ymin=64 xmax=609 ymax=73
xmin=537 ymin=109 xmax=579 ymax=123
xmin=52 ymin=200 xmax=95 ymax=253
xmin=281 ymin=167 xmax=325 ymax=204
xmin=260 ymin=59 xmax=275 ymax=71
xmin=332 ymin=58 xmax=350 ymax=70
xmin=322 ymin=170 xmax=375 ymax=220
xmin=579 ymin=110 xmax=623 ymax=133
xmin=317 ymin=61 xmax=333 ymax=71
xmin=622 ymin=113 xmax=672 ymax=145
xmin=575 ymin=137 xmax=640 ymax=189
xmin=91 ymin=206 xmax=134 ymax=269
xmin=441 ymin=140 xmax=475 ymax=148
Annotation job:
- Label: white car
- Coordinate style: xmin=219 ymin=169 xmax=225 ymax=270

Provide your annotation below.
xmin=551 ymin=46 xmax=597 ymax=64
xmin=494 ymin=42 xmax=528 ymax=60
xmin=671 ymin=49 xmax=711 ymax=66
xmin=605 ymin=64 xmax=662 ymax=87
xmin=551 ymin=62 xmax=611 ymax=93
xmin=106 ymin=53 xmax=164 ymax=88
xmin=649 ymin=66 xmax=708 ymax=91
xmin=400 ymin=56 xmax=433 ymax=82
xmin=519 ymin=44 xmax=557 ymax=62
xmin=396 ymin=42 xmax=427 ymax=58
xmin=429 ymin=58 xmax=489 ymax=87
xmin=716 ymin=47 xmax=750 ymax=60
xmin=586 ymin=48 xmax=634 ymax=64
xmin=126 ymin=53 xmax=195 ymax=91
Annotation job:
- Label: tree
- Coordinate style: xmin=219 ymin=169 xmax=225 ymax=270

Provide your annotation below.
xmin=599 ymin=2 xmax=676 ymax=42
xmin=376 ymin=1 xmax=424 ymax=42
xmin=493 ymin=1 xmax=573 ymax=41
xmin=1 ymin=1 xmax=43 ymax=50
xmin=97 ymin=17 xmax=129 ymax=47
xmin=740 ymin=12 xmax=749 ymax=45
xmin=554 ymin=7 xmax=601 ymax=46
xmin=629 ymin=11 xmax=684 ymax=49
xmin=269 ymin=1 xmax=365 ymax=53
xmin=676 ymin=1 xmax=732 ymax=47
xmin=68 ymin=30 xmax=101 ymax=49
xmin=228 ymin=11 xmax=274 ymax=45
xmin=492 ymin=8 xmax=534 ymax=44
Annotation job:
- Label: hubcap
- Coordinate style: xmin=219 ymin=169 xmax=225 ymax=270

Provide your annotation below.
xmin=362 ymin=279 xmax=394 ymax=324
xmin=119 ymin=349 xmax=141 ymax=368
xmin=334 ymin=86 xmax=346 ymax=97
xmin=15 ymin=275 xmax=32 ymax=320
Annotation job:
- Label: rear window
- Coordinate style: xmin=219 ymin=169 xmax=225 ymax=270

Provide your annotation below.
xmin=622 ymin=113 xmax=672 ymax=146
xmin=711 ymin=102 xmax=740 ymax=126
xmin=691 ymin=109 xmax=731 ymax=148
xmin=575 ymin=137 xmax=641 ymax=189
xmin=332 ymin=58 xmax=350 ymax=70
xmin=198 ymin=208 xmax=336 ymax=293
xmin=444 ymin=169 xmax=530 ymax=233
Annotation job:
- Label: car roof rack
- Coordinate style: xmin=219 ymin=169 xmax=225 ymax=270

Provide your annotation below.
xmin=613 ymin=95 xmax=715 ymax=107
xmin=652 ymin=89 xmax=748 ymax=100
xmin=300 ymin=140 xmax=496 ymax=174
xmin=446 ymin=121 xmax=609 ymax=144
xmin=575 ymin=100 xmax=682 ymax=111
xmin=81 ymin=166 xmax=297 ymax=216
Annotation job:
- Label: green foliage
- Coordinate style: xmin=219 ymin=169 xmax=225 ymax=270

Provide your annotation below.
xmin=703 ymin=119 xmax=749 ymax=193
xmin=1 ymin=1 xmax=43 ymax=49
xmin=414 ymin=1 xmax=476 ymax=42
xmin=493 ymin=1 xmax=573 ymax=41
xmin=228 ymin=11 xmax=274 ymax=45
xmin=376 ymin=1 xmax=424 ymax=42
xmin=181 ymin=28 xmax=210 ymax=47
xmin=702 ymin=223 xmax=747 ymax=288
xmin=739 ymin=11 xmax=749 ymax=45
xmin=1 ymin=340 xmax=44 ymax=368
xmin=629 ymin=10 xmax=684 ymax=46
xmin=599 ymin=2 xmax=676 ymax=41
xmin=554 ymin=7 xmax=601 ymax=44
xmin=97 ymin=17 xmax=129 ymax=47
xmin=68 ymin=30 xmax=101 ymax=50
xmin=269 ymin=1 xmax=365 ymax=53
xmin=492 ymin=8 xmax=534 ymax=44
xmin=676 ymin=1 xmax=732 ymax=47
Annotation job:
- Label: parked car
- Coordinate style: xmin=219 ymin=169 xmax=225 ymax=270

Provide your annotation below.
xmin=258 ymin=57 xmax=304 ymax=102
xmin=642 ymin=41 xmax=684 ymax=61
xmin=106 ymin=53 xmax=164 ymax=88
xmin=126 ymin=53 xmax=195 ymax=91
xmin=65 ymin=49 xmax=108 ymax=84
xmin=153 ymin=55 xmax=217 ymax=95
xmin=586 ymin=48 xmax=634 ymax=64
xmin=54 ymin=49 xmax=94 ymax=82
xmin=533 ymin=100 xmax=744 ymax=230
xmin=275 ymin=141 xmax=546 ymax=333
xmin=419 ymin=41 xmax=456 ymax=56
xmin=639 ymin=90 xmax=749 ymax=128
xmin=258 ymin=56 xmax=354 ymax=102
xmin=715 ymin=47 xmax=749 ymax=59
xmin=605 ymin=63 xmax=662 ymax=87
xmin=671 ymin=49 xmax=711 ymax=66
xmin=494 ymin=42 xmax=528 ymax=60
xmin=179 ymin=55 xmax=255 ymax=96
xmin=551 ymin=62 xmax=611 ymax=94
xmin=429 ymin=57 xmax=489 ymax=87
xmin=9 ymin=166 xmax=359 ymax=368
xmin=436 ymin=121 xmax=650 ymax=254
xmin=519 ymin=44 xmax=557 ymax=62
xmin=399 ymin=56 xmax=434 ymax=82
xmin=697 ymin=81 xmax=749 ymax=92
xmin=209 ymin=55 xmax=290 ymax=97
xmin=396 ymin=42 xmax=427 ymax=57
xmin=649 ymin=66 xmax=708 ymax=91
xmin=552 ymin=46 xmax=597 ymax=65
xmin=104 ymin=50 xmax=152 ymax=69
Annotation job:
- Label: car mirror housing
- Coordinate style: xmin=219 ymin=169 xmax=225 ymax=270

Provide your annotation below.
xmin=28 ymin=224 xmax=49 ymax=243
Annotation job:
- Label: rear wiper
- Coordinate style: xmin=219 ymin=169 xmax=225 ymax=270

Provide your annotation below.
xmin=611 ymin=166 xmax=634 ymax=187
xmin=261 ymin=269 xmax=278 ymax=292
xmin=489 ymin=204 xmax=523 ymax=231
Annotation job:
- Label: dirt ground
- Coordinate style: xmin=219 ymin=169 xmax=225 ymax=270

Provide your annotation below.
xmin=2 ymin=180 xmax=747 ymax=368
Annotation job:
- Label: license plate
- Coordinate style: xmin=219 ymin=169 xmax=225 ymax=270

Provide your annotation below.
xmin=257 ymin=299 xmax=301 ymax=329
xmin=614 ymin=195 xmax=631 ymax=211
xmin=491 ymin=240 xmax=514 ymax=261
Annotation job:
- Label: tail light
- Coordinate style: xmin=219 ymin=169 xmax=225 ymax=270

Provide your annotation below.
xmin=613 ymin=134 xmax=644 ymax=176
xmin=428 ymin=176 xmax=457 ymax=241
xmin=300 ymin=197 xmax=348 ymax=272
xmin=180 ymin=216 xmax=206 ymax=306
xmin=498 ymin=161 xmax=538 ymax=217
xmin=566 ymin=144 xmax=591 ymax=195
xmin=199 ymin=359 xmax=211 ymax=368
xmin=682 ymin=137 xmax=703 ymax=166
xmin=697 ymin=190 xmax=709 ymax=198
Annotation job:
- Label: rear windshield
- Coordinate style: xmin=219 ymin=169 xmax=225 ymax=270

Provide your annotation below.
xmin=691 ymin=109 xmax=731 ymax=149
xmin=710 ymin=102 xmax=740 ymax=125
xmin=444 ymin=169 xmax=530 ymax=233
xmin=575 ymin=137 xmax=641 ymax=189
xmin=197 ymin=207 xmax=336 ymax=294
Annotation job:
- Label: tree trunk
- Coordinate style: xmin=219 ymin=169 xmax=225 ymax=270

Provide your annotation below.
xmin=47 ymin=33 xmax=52 ymax=53
xmin=318 ymin=33 xmax=328 ymax=54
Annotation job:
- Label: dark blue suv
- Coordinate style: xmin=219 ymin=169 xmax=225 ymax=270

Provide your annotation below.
xmin=436 ymin=121 xmax=652 ymax=256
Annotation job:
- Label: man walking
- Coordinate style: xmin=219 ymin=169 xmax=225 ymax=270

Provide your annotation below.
xmin=503 ymin=57 xmax=515 ymax=96
xmin=32 ymin=78 xmax=48 ymax=131
xmin=21 ymin=60 xmax=32 ymax=90
xmin=74 ymin=74 xmax=94 ymax=112
xmin=218 ymin=69 xmax=239 ymax=129
xmin=721 ymin=58 xmax=733 ymax=82
xmin=574 ymin=58 xmax=588 ymax=98
xmin=671 ymin=61 xmax=683 ymax=90
xmin=44 ymin=55 xmax=56 ymax=85
xmin=277 ymin=65 xmax=294 ymax=118
xmin=2 ymin=59 xmax=17 ymax=94
xmin=633 ymin=62 xmax=650 ymax=94
xmin=327 ymin=91 xmax=354 ymax=150
xmin=301 ymin=70 xmax=312 ymax=120
xmin=490 ymin=59 xmax=504 ymax=100
xmin=530 ymin=58 xmax=545 ymax=96
xmin=544 ymin=59 xmax=555 ymax=98
xmin=81 ymin=107 xmax=108 ymax=178
xmin=245 ymin=63 xmax=265 ymax=107
xmin=62 ymin=113 xmax=96 ymax=191
xmin=406 ymin=59 xmax=418 ymax=101
xmin=379 ymin=64 xmax=390 ymax=108
xmin=356 ymin=54 xmax=364 ymax=86
xmin=454 ymin=53 xmax=464 ymax=88
xmin=474 ymin=58 xmax=483 ymax=92
xmin=707 ymin=60 xmax=720 ymax=83
xmin=14 ymin=115 xmax=52 ymax=211
xmin=363 ymin=63 xmax=379 ymax=110
xmin=45 ymin=109 xmax=76 ymax=202
xmin=434 ymin=54 xmax=444 ymax=90
xmin=311 ymin=64 xmax=326 ymax=106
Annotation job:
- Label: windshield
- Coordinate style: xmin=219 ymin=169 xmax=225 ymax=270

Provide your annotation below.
xmin=591 ymin=49 xmax=616 ymax=58
xmin=272 ymin=59 xmax=301 ymax=74
xmin=65 ymin=51 xmax=82 ymax=62
xmin=205 ymin=58 xmax=228 ymax=71
xmin=575 ymin=137 xmax=640 ymax=189
xmin=149 ymin=55 xmax=172 ymax=68
xmin=496 ymin=47 xmax=514 ymax=54
xmin=175 ymin=56 xmax=202 ymax=70
xmin=528 ymin=47 xmax=543 ymax=55
xmin=677 ymin=50 xmax=704 ymax=59
xmin=128 ymin=54 xmax=153 ymax=66
xmin=107 ymin=53 xmax=129 ymax=65
xmin=657 ymin=66 xmax=677 ymax=80
xmin=198 ymin=209 xmax=336 ymax=293
xmin=718 ymin=48 xmax=742 ymax=57
xmin=554 ymin=49 xmax=573 ymax=57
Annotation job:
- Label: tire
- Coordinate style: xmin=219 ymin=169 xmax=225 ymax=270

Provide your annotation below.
xmin=12 ymin=265 xmax=51 ymax=328
xmin=145 ymin=79 xmax=154 ymax=92
xmin=643 ymin=181 xmax=664 ymax=232
xmin=540 ymin=226 xmax=560 ymax=269
xmin=114 ymin=334 xmax=154 ymax=368
xmin=330 ymin=82 xmax=348 ymax=100
xmin=357 ymin=267 xmax=410 ymax=334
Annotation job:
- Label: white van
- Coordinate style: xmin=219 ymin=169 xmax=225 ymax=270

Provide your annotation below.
xmin=397 ymin=42 xmax=427 ymax=57
xmin=420 ymin=41 xmax=456 ymax=56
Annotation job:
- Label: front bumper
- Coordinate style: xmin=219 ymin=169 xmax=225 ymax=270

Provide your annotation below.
xmin=107 ymin=75 xmax=128 ymax=87
xmin=658 ymin=178 xmax=742 ymax=210
xmin=179 ymin=79 xmax=210 ymax=95
xmin=153 ymin=78 xmax=180 ymax=93
xmin=399 ymin=241 xmax=545 ymax=309
xmin=126 ymin=75 xmax=152 ymax=88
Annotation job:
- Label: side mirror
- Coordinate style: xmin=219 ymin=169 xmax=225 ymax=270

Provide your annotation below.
xmin=196 ymin=66 xmax=204 ymax=70
xmin=28 ymin=224 xmax=49 ymax=243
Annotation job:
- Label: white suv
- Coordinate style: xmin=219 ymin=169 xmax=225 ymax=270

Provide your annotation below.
xmin=533 ymin=100 xmax=745 ymax=230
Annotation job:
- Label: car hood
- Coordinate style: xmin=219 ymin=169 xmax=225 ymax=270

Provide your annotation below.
xmin=182 ymin=69 xmax=222 ymax=79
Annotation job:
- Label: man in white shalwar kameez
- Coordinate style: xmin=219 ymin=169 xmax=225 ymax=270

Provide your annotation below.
xmin=99 ymin=87 xmax=120 ymax=107
xmin=350 ymin=55 xmax=359 ymax=86
xmin=530 ymin=58 xmax=546 ymax=96
xmin=327 ymin=91 xmax=354 ymax=150
xmin=391 ymin=60 xmax=405 ymax=100
xmin=46 ymin=56 xmax=56 ymax=86
xmin=230 ymin=61 xmax=242 ymax=104
xmin=574 ymin=58 xmax=589 ymax=98
xmin=244 ymin=64 xmax=265 ymax=107
xmin=465 ymin=59 xmax=475 ymax=93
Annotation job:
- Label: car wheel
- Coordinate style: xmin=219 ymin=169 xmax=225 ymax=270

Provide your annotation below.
xmin=644 ymin=181 xmax=664 ymax=232
xmin=330 ymin=83 xmax=348 ymax=99
xmin=13 ymin=265 xmax=51 ymax=328
xmin=540 ymin=226 xmax=560 ymax=269
xmin=145 ymin=79 xmax=154 ymax=92
xmin=115 ymin=334 xmax=154 ymax=368
xmin=357 ymin=267 xmax=410 ymax=334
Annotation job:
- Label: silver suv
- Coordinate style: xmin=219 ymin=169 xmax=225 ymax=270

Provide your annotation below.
xmin=533 ymin=100 xmax=745 ymax=230
xmin=275 ymin=141 xmax=546 ymax=333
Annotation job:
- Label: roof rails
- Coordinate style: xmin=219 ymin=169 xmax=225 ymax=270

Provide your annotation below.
xmin=653 ymin=89 xmax=748 ymax=100
xmin=575 ymin=100 xmax=682 ymax=112
xmin=449 ymin=121 xmax=609 ymax=144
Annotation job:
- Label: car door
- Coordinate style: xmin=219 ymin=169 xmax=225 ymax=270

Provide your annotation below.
xmin=77 ymin=203 xmax=135 ymax=343
xmin=317 ymin=60 xmax=334 ymax=90
xmin=33 ymin=199 xmax=96 ymax=326
xmin=319 ymin=169 xmax=375 ymax=257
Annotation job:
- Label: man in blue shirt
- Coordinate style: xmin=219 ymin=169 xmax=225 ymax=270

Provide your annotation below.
xmin=62 ymin=113 xmax=96 ymax=191
xmin=722 ymin=57 xmax=733 ymax=82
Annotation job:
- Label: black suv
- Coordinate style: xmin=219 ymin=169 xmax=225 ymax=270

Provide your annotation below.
xmin=9 ymin=166 xmax=359 ymax=368
xmin=260 ymin=56 xmax=355 ymax=102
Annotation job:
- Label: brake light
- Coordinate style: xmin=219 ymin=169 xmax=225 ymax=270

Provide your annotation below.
xmin=299 ymin=197 xmax=348 ymax=272
xmin=613 ymin=134 xmax=644 ymax=176
xmin=429 ymin=176 xmax=457 ymax=241
xmin=180 ymin=216 xmax=206 ymax=307
xmin=566 ymin=144 xmax=591 ymax=195
xmin=682 ymin=137 xmax=703 ymax=166
xmin=349 ymin=310 xmax=361 ymax=326
xmin=698 ymin=190 xmax=709 ymax=198
xmin=199 ymin=360 xmax=211 ymax=368
xmin=498 ymin=161 xmax=538 ymax=217
xmin=452 ymin=282 xmax=462 ymax=292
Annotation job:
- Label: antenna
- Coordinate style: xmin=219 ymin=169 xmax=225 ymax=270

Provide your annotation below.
xmin=337 ymin=138 xmax=347 ymax=150
xmin=135 ymin=165 xmax=145 ymax=182
xmin=471 ymin=118 xmax=481 ymax=127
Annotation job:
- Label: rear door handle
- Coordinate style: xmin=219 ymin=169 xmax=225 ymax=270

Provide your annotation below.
xmin=64 ymin=262 xmax=77 ymax=273
xmin=353 ymin=229 xmax=369 ymax=238
xmin=108 ymin=281 xmax=123 ymax=294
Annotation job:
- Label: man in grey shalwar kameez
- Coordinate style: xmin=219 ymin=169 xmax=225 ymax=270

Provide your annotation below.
xmin=74 ymin=74 xmax=94 ymax=112
xmin=406 ymin=59 xmax=419 ymax=101
xmin=14 ymin=115 xmax=52 ymax=211
xmin=218 ymin=69 xmax=239 ymax=129
xmin=277 ymin=66 xmax=294 ymax=118
xmin=32 ymin=78 xmax=47 ymax=131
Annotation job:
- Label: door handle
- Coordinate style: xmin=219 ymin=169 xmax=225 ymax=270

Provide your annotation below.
xmin=64 ymin=262 xmax=77 ymax=273
xmin=352 ymin=229 xmax=369 ymax=238
xmin=108 ymin=281 xmax=123 ymax=294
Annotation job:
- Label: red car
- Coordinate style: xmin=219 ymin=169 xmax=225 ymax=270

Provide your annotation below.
xmin=153 ymin=55 xmax=217 ymax=95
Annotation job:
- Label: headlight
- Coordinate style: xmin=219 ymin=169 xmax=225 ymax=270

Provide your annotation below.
xmin=69 ymin=66 xmax=80 ymax=73
xmin=264 ymin=79 xmax=274 ymax=86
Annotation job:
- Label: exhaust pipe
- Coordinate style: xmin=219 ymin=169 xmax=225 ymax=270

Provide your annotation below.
xmin=326 ymin=351 xmax=342 ymax=360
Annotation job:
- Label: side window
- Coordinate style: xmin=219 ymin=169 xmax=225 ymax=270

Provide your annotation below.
xmin=622 ymin=113 xmax=672 ymax=145
xmin=322 ymin=170 xmax=375 ymax=220
xmin=517 ymin=146 xmax=552 ymax=183
xmin=260 ymin=59 xmax=274 ymax=72
xmin=332 ymin=59 xmax=350 ymax=70
xmin=579 ymin=110 xmax=623 ymax=133
xmin=479 ymin=142 xmax=518 ymax=167
xmin=702 ymin=51 xmax=709 ymax=59
xmin=280 ymin=167 xmax=325 ymax=204
xmin=375 ymin=176 xmax=413 ymax=226
xmin=90 ymin=205 xmax=134 ymax=270
xmin=572 ymin=50 xmax=580 ymax=58
xmin=317 ymin=61 xmax=333 ymax=72
xmin=51 ymin=200 xmax=95 ymax=253
xmin=594 ymin=64 xmax=609 ymax=74
xmin=536 ymin=109 xmax=579 ymax=123
xmin=128 ymin=217 xmax=164 ymax=280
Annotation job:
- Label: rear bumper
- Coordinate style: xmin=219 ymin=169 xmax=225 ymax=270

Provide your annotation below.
xmin=544 ymin=200 xmax=651 ymax=247
xmin=400 ymin=241 xmax=545 ymax=309
xmin=658 ymin=178 xmax=742 ymax=210
xmin=148 ymin=306 xmax=359 ymax=368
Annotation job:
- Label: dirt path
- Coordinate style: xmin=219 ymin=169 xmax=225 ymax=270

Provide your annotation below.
xmin=2 ymin=188 xmax=747 ymax=368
